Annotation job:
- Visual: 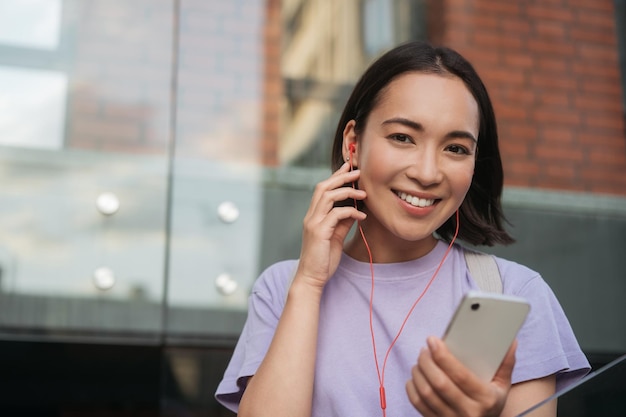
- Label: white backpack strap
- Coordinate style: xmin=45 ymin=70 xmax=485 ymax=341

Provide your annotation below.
xmin=464 ymin=250 xmax=503 ymax=293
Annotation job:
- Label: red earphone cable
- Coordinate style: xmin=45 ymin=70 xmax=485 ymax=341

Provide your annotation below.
xmin=348 ymin=151 xmax=460 ymax=416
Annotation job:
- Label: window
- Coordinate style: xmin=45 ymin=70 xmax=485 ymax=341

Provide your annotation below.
xmin=0 ymin=0 xmax=68 ymax=149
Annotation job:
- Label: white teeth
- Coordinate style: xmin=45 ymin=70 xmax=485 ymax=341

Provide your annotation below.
xmin=398 ymin=192 xmax=435 ymax=208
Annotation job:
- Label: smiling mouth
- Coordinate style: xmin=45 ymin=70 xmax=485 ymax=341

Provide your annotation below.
xmin=396 ymin=191 xmax=436 ymax=208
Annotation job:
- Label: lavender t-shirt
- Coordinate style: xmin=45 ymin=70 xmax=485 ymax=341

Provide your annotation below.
xmin=216 ymin=241 xmax=589 ymax=416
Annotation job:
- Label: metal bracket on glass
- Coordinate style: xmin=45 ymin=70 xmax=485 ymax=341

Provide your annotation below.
xmin=93 ymin=267 xmax=116 ymax=290
xmin=215 ymin=272 xmax=238 ymax=295
xmin=96 ymin=192 xmax=120 ymax=216
xmin=217 ymin=201 xmax=239 ymax=223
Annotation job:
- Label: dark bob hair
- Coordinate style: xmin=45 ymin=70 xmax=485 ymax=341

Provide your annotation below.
xmin=331 ymin=41 xmax=513 ymax=246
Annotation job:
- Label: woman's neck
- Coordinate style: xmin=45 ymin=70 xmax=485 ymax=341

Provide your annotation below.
xmin=344 ymin=228 xmax=439 ymax=264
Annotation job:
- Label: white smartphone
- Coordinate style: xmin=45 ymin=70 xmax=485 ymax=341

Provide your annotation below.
xmin=442 ymin=291 xmax=530 ymax=382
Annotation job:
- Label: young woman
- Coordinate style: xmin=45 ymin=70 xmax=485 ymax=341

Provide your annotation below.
xmin=215 ymin=41 xmax=589 ymax=417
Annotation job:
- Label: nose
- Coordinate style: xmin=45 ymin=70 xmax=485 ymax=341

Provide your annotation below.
xmin=405 ymin=149 xmax=443 ymax=187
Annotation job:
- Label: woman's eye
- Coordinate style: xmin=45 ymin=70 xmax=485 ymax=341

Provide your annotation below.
xmin=446 ymin=144 xmax=469 ymax=155
xmin=390 ymin=134 xmax=412 ymax=143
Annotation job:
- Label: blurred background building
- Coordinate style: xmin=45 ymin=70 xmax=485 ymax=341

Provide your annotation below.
xmin=0 ymin=0 xmax=624 ymax=415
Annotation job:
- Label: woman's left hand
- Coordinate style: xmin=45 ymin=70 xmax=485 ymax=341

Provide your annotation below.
xmin=406 ymin=336 xmax=516 ymax=417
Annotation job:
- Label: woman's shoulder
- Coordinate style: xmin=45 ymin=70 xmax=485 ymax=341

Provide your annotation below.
xmin=251 ymin=259 xmax=299 ymax=297
xmin=493 ymin=254 xmax=541 ymax=282
xmin=458 ymin=245 xmax=543 ymax=294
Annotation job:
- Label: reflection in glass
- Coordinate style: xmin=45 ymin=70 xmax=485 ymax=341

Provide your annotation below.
xmin=0 ymin=66 xmax=67 ymax=149
xmin=0 ymin=0 xmax=61 ymax=50
xmin=280 ymin=0 xmax=425 ymax=167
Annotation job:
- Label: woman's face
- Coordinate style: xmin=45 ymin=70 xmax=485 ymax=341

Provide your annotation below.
xmin=344 ymin=72 xmax=479 ymax=247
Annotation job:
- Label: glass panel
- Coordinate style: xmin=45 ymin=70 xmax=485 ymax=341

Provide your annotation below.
xmin=0 ymin=0 xmax=62 ymax=50
xmin=165 ymin=0 xmax=267 ymax=338
xmin=165 ymin=0 xmax=426 ymax=340
xmin=0 ymin=67 xmax=67 ymax=149
xmin=0 ymin=0 xmax=174 ymax=338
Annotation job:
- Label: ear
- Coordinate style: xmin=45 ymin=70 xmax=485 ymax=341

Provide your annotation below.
xmin=342 ymin=120 xmax=359 ymax=167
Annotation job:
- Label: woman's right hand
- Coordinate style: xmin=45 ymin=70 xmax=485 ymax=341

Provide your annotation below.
xmin=295 ymin=161 xmax=367 ymax=291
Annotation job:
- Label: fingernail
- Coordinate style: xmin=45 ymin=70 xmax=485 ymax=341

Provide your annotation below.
xmin=427 ymin=336 xmax=438 ymax=352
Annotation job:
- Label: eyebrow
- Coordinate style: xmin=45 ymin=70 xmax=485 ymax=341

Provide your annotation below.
xmin=382 ymin=117 xmax=478 ymax=143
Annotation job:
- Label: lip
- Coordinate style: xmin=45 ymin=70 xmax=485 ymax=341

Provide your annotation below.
xmin=394 ymin=189 xmax=440 ymax=202
xmin=393 ymin=189 xmax=440 ymax=214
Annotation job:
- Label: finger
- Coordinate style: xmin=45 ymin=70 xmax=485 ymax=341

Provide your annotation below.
xmin=406 ymin=377 xmax=439 ymax=417
xmin=428 ymin=337 xmax=504 ymax=415
xmin=307 ymin=187 xmax=366 ymax=223
xmin=307 ymin=164 xmax=361 ymax=214
xmin=427 ymin=336 xmax=485 ymax=397
xmin=414 ymin=346 xmax=463 ymax=416
xmin=492 ymin=339 xmax=517 ymax=389
xmin=305 ymin=206 xmax=366 ymax=240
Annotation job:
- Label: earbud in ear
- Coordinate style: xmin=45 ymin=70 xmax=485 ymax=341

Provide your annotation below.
xmin=349 ymin=143 xmax=356 ymax=154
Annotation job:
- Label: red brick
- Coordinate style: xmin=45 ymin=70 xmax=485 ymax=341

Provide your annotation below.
xmin=496 ymin=104 xmax=529 ymax=120
xmin=499 ymin=89 xmax=536 ymax=106
xmin=472 ymin=1 xmax=521 ymax=15
xmin=536 ymin=0 xmax=567 ymax=4
xmin=532 ymin=109 xmax=581 ymax=125
xmin=505 ymin=122 xmax=539 ymax=140
xmin=482 ymin=68 xmax=527 ymax=86
xmin=530 ymin=74 xmax=578 ymax=90
xmin=464 ymin=49 xmax=502 ymax=66
xmin=500 ymin=139 xmax=529 ymax=157
xmin=571 ymin=62 xmax=620 ymax=78
xmin=573 ymin=96 xmax=623 ymax=113
xmin=578 ymin=131 xmax=626 ymax=146
xmin=526 ymin=5 xmax=575 ymax=22
xmin=448 ymin=12 xmax=495 ymax=29
xmin=581 ymin=168 xmax=626 ymax=191
xmin=534 ymin=144 xmax=584 ymax=162
xmin=540 ymin=127 xmax=576 ymax=143
xmin=568 ymin=0 xmax=615 ymax=12
xmin=535 ymin=57 xmax=570 ymax=73
xmin=570 ymin=27 xmax=617 ymax=45
xmin=577 ymin=44 xmax=619 ymax=62
xmin=499 ymin=19 xmax=532 ymax=35
xmin=527 ymin=39 xmax=576 ymax=56
xmin=543 ymin=164 xmax=577 ymax=180
xmin=503 ymin=54 xmax=535 ymax=68
xmin=534 ymin=21 xmax=567 ymax=38
xmin=575 ymin=10 xmax=618 ymax=29
xmin=589 ymin=149 xmax=626 ymax=166
xmin=583 ymin=113 xmax=624 ymax=130
xmin=506 ymin=160 xmax=541 ymax=176
xmin=579 ymin=80 xmax=624 ymax=97
xmin=471 ymin=31 xmax=524 ymax=49
xmin=538 ymin=91 xmax=571 ymax=108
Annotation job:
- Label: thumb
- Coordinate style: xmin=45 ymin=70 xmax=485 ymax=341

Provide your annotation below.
xmin=493 ymin=339 xmax=517 ymax=388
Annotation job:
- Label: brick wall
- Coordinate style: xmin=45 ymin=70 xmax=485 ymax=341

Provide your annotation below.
xmin=431 ymin=0 xmax=625 ymax=196
xmin=67 ymin=0 xmax=174 ymax=154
